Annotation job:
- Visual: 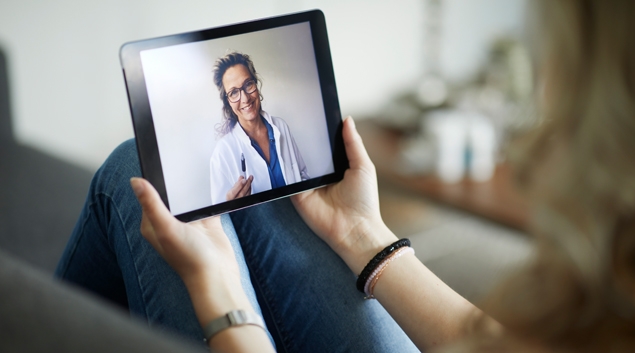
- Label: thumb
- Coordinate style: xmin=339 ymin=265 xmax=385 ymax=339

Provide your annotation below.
xmin=342 ymin=116 xmax=372 ymax=170
xmin=130 ymin=177 xmax=179 ymax=237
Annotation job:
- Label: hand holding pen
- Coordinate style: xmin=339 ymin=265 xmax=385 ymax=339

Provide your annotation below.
xmin=226 ymin=153 xmax=253 ymax=201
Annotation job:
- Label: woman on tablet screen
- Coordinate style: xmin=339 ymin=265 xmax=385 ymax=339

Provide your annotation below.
xmin=209 ymin=52 xmax=309 ymax=204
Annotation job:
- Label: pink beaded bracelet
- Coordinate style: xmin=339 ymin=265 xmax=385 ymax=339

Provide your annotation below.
xmin=364 ymin=247 xmax=415 ymax=299
xmin=363 ymin=249 xmax=401 ymax=296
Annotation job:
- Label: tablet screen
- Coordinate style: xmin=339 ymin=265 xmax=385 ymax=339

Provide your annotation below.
xmin=121 ymin=10 xmax=347 ymax=221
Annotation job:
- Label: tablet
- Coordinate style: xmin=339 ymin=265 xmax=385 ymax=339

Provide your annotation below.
xmin=120 ymin=10 xmax=347 ymax=222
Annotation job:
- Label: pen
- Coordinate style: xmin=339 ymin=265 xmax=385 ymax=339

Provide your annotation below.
xmin=241 ymin=153 xmax=246 ymax=179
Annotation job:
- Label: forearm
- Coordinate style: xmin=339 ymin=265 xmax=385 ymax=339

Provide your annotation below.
xmin=185 ymin=274 xmax=275 ymax=353
xmin=373 ymin=251 xmax=481 ymax=349
xmin=337 ymin=223 xmax=490 ymax=350
xmin=207 ymin=325 xmax=274 ymax=352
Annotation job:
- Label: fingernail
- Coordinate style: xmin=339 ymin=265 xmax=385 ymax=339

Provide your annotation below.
xmin=347 ymin=116 xmax=356 ymax=129
xmin=130 ymin=178 xmax=144 ymax=197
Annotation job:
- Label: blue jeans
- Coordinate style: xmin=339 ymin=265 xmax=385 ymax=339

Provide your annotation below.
xmin=55 ymin=139 xmax=419 ymax=352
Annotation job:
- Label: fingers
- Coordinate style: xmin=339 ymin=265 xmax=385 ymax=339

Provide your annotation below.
xmin=130 ymin=177 xmax=179 ymax=240
xmin=226 ymin=176 xmax=246 ymax=200
xmin=237 ymin=176 xmax=253 ymax=198
xmin=226 ymin=176 xmax=253 ymax=201
xmin=342 ymin=116 xmax=373 ymax=170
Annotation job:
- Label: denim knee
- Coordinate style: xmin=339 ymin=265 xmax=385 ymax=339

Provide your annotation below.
xmin=91 ymin=139 xmax=142 ymax=198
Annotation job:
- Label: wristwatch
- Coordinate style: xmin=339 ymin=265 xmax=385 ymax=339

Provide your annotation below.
xmin=203 ymin=310 xmax=266 ymax=342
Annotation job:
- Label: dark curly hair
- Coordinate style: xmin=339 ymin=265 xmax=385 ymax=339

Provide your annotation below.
xmin=212 ymin=52 xmax=262 ymax=135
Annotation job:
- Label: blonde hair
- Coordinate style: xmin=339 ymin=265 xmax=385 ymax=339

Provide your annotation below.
xmin=448 ymin=1 xmax=635 ymax=351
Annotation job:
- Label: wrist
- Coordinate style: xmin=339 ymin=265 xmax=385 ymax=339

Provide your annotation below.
xmin=184 ymin=272 xmax=253 ymax=328
xmin=337 ymin=219 xmax=398 ymax=275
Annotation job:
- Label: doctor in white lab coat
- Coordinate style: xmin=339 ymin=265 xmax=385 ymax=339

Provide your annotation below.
xmin=209 ymin=52 xmax=309 ymax=205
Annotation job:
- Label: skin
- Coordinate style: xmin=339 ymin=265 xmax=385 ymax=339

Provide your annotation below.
xmin=221 ymin=64 xmax=271 ymax=201
xmin=131 ymin=178 xmax=274 ymax=352
xmin=131 ymin=117 xmax=496 ymax=352
xmin=225 ymin=175 xmax=253 ymax=201
xmin=291 ymin=117 xmax=493 ymax=348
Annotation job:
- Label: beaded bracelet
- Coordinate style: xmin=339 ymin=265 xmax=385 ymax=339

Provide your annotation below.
xmin=363 ymin=248 xmax=403 ymax=296
xmin=364 ymin=247 xmax=415 ymax=299
xmin=356 ymin=238 xmax=411 ymax=293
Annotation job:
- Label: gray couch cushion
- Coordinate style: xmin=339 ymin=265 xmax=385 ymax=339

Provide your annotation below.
xmin=0 ymin=46 xmax=95 ymax=274
xmin=0 ymin=143 xmax=93 ymax=273
xmin=0 ymin=249 xmax=206 ymax=353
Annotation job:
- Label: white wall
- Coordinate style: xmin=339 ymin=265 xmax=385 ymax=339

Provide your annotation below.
xmin=0 ymin=0 xmax=526 ymax=170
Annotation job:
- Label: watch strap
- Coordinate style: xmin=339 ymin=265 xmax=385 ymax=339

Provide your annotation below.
xmin=203 ymin=310 xmax=265 ymax=341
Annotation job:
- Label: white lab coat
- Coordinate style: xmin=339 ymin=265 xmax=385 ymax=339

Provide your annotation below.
xmin=209 ymin=111 xmax=309 ymax=205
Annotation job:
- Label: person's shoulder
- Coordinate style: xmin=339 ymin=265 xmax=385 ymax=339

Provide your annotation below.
xmin=269 ymin=115 xmax=290 ymax=129
xmin=211 ymin=132 xmax=237 ymax=157
xmin=269 ymin=115 xmax=286 ymax=123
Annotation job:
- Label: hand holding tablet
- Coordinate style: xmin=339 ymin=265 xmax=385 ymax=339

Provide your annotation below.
xmin=121 ymin=10 xmax=347 ymax=221
xmin=119 ymin=14 xmax=413 ymax=349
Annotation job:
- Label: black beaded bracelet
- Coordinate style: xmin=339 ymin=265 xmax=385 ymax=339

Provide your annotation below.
xmin=356 ymin=238 xmax=411 ymax=293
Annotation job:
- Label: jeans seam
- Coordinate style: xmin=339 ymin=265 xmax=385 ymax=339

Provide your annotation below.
xmin=242 ymin=237 xmax=296 ymax=353
xmin=101 ymin=191 xmax=149 ymax=321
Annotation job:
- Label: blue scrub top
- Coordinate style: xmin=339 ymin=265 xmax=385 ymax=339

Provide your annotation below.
xmin=249 ymin=117 xmax=287 ymax=189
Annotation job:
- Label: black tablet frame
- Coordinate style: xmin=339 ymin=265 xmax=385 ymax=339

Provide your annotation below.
xmin=120 ymin=9 xmax=347 ymax=221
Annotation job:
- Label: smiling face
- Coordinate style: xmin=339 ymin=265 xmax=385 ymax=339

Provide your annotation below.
xmin=222 ymin=64 xmax=261 ymax=125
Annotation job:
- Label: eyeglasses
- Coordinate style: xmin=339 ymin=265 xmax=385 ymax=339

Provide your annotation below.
xmin=226 ymin=79 xmax=257 ymax=103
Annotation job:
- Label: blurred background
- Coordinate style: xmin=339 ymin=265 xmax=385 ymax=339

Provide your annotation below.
xmin=0 ymin=0 xmax=527 ymax=170
xmin=1 ymin=0 xmax=535 ymax=303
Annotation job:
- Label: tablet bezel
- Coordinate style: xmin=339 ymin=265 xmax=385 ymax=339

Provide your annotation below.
xmin=120 ymin=10 xmax=347 ymax=222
